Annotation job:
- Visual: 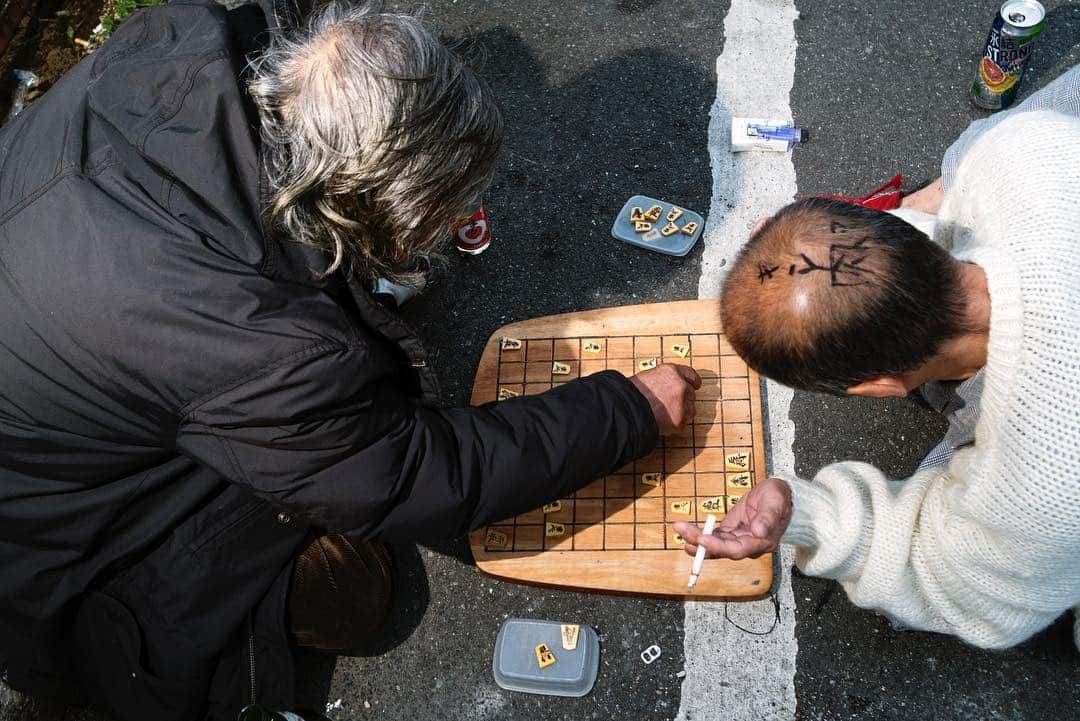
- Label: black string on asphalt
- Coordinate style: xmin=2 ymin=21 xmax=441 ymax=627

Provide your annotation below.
xmin=724 ymin=592 xmax=781 ymax=636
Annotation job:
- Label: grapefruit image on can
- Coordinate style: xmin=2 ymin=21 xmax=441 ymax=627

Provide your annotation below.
xmin=979 ymin=56 xmax=1005 ymax=85
xmin=970 ymin=1 xmax=1045 ymax=110
xmin=979 ymin=56 xmax=1018 ymax=92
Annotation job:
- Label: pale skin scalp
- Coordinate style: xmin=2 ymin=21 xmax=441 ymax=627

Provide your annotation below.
xmin=679 ymin=194 xmax=990 ymax=561
xmin=723 ymin=206 xmax=891 ymax=355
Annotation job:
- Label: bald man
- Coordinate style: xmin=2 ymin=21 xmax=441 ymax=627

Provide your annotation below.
xmin=675 ymin=97 xmax=1080 ymax=648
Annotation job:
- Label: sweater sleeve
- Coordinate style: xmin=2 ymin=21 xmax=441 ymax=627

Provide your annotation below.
xmin=942 ymin=64 xmax=1080 ymax=190
xmin=779 ymin=456 xmax=1065 ymax=649
xmin=782 ymin=109 xmax=1080 ymax=650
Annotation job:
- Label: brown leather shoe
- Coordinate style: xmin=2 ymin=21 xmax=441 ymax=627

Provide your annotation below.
xmin=287 ymin=533 xmax=395 ymax=653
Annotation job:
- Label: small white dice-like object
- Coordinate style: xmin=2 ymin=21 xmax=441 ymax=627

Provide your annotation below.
xmin=640 ymin=645 xmax=662 ymax=665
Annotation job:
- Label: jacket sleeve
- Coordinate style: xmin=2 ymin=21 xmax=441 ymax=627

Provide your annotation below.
xmin=174 ymin=341 xmax=658 ymax=541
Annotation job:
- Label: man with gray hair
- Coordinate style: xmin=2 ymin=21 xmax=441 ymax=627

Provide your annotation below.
xmin=0 ymin=1 xmax=698 ymax=719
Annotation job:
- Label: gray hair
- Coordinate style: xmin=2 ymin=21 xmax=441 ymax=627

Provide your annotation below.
xmin=247 ymin=1 xmax=503 ymax=284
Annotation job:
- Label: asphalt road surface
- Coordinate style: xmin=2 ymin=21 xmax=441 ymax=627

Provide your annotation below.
xmin=2 ymin=1 xmax=1079 ymax=720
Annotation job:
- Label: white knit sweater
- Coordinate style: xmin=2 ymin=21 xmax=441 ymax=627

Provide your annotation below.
xmin=780 ymin=110 xmax=1080 ymax=649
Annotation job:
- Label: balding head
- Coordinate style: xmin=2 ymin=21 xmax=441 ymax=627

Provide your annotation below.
xmin=720 ymin=198 xmax=967 ymax=395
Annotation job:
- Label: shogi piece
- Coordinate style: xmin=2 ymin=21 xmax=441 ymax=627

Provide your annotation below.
xmin=469 ymin=300 xmax=770 ymax=599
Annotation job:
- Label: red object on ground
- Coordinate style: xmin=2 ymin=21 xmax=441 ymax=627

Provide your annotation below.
xmin=820 ymin=173 xmax=905 ymax=211
xmin=452 ymin=204 xmax=491 ymax=254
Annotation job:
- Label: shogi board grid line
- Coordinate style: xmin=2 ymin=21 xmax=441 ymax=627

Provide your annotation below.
xmin=469 ymin=300 xmax=771 ymax=599
xmin=491 ymin=335 xmax=757 ymax=553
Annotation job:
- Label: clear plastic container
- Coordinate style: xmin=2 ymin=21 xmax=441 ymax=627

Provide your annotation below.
xmin=492 ymin=618 xmax=600 ymax=697
xmin=611 ymin=195 xmax=704 ymax=257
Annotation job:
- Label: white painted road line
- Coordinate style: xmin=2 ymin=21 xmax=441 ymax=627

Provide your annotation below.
xmin=680 ymin=1 xmax=800 ymax=720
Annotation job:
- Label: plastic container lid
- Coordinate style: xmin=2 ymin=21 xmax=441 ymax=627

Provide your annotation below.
xmin=492 ymin=618 xmax=600 ymax=697
xmin=611 ymin=194 xmax=705 ymax=257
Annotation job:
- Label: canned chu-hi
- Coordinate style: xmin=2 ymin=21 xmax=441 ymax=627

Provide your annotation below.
xmin=971 ymin=1 xmax=1046 ymax=110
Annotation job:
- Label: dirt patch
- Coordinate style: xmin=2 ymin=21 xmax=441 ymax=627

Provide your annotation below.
xmin=0 ymin=0 xmax=104 ymax=119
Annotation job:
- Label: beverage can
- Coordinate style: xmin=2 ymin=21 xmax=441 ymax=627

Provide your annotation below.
xmin=451 ymin=201 xmax=491 ymax=255
xmin=971 ymin=1 xmax=1046 ymax=110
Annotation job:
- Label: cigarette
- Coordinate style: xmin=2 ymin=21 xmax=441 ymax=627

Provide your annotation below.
xmin=687 ymin=514 xmax=718 ymax=589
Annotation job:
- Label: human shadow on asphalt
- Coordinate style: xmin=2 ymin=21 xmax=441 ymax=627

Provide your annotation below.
xmin=402 ymin=26 xmax=716 ymax=575
xmin=788 ymin=388 xmax=1079 ymax=654
xmin=794 ymin=567 xmax=1079 ymax=659
xmin=789 ymin=392 xmax=948 ymax=481
xmin=400 ymin=23 xmax=715 ymax=345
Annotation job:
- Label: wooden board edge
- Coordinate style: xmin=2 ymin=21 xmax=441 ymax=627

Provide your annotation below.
xmin=472 ymin=571 xmax=773 ymax=602
xmin=747 ymin=366 xmax=769 ymax=485
xmin=468 ymin=543 xmax=774 ymax=600
xmin=469 ymin=334 xmax=503 ymax=406
xmin=471 ymin=299 xmax=722 ymax=350
xmin=486 ymin=299 xmax=717 ymax=334
xmin=469 ymin=299 xmax=722 ymax=406
xmin=465 ymin=300 xmax=778 ymax=600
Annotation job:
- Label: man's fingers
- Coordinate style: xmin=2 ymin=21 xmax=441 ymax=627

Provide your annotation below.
xmin=746 ymin=484 xmax=792 ymax=540
xmin=631 ymin=365 xmax=704 ymax=436
xmin=672 ymin=521 xmax=701 ymax=545
xmin=676 ymin=482 xmax=789 ymax=559
xmin=715 ymin=508 xmax=751 ymax=536
xmin=751 ymin=486 xmax=789 ymax=519
xmin=674 ymin=364 xmax=703 ymax=390
xmin=673 ymin=522 xmax=775 ymax=560
xmin=750 ymin=516 xmax=774 ymax=539
xmin=696 ymin=531 xmax=775 ymax=560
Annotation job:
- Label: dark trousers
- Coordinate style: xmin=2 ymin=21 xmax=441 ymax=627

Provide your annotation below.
xmin=70 ymin=484 xmax=309 ymax=721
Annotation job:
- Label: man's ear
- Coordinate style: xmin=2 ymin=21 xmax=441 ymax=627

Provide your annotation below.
xmin=846 ymin=375 xmax=909 ymax=398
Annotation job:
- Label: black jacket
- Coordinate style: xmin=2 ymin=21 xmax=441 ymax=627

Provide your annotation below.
xmin=0 ymin=1 xmax=657 ymax=718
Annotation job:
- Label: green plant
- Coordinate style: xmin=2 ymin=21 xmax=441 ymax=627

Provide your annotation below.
xmin=97 ymin=0 xmax=164 ymax=40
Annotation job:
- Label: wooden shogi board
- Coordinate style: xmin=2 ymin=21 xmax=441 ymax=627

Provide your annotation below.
xmin=468 ymin=300 xmax=772 ymax=599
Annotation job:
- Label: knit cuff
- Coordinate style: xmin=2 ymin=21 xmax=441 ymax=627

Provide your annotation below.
xmin=780 ymin=476 xmax=838 ymax=549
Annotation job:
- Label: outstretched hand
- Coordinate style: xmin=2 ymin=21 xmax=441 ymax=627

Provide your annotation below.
xmin=630 ymin=364 xmax=702 ymax=436
xmin=673 ymin=477 xmax=792 ymax=560
xmin=900 ymin=177 xmax=943 ymax=214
